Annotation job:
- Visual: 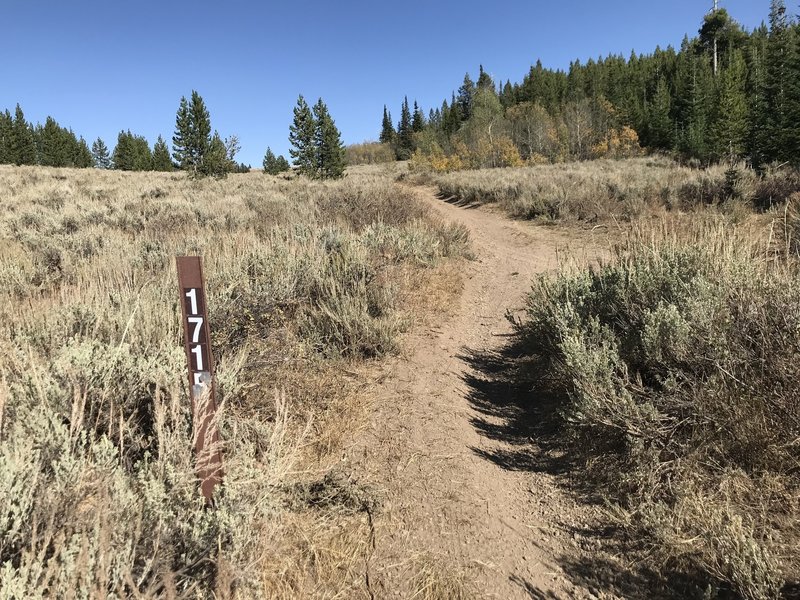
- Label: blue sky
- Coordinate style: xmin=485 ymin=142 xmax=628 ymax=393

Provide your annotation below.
xmin=0 ymin=0 xmax=770 ymax=167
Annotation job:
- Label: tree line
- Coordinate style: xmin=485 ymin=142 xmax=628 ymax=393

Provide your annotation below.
xmin=1 ymin=90 xmax=346 ymax=179
xmin=3 ymin=88 xmax=345 ymax=173
xmin=0 ymin=105 xmax=93 ymax=168
xmin=381 ymin=0 xmax=800 ymax=170
xmin=0 ymin=94 xmax=251 ymax=175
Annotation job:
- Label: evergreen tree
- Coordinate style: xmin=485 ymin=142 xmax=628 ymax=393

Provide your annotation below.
xmin=477 ymin=64 xmax=494 ymax=90
xmin=709 ymin=50 xmax=749 ymax=160
xmin=0 ymin=109 xmax=12 ymax=163
xmin=457 ymin=73 xmax=475 ymax=120
xmin=288 ymin=94 xmax=317 ymax=176
xmin=92 ymin=137 xmax=111 ymax=169
xmin=443 ymin=95 xmax=462 ymax=137
xmin=199 ymin=131 xmax=232 ymax=178
xmin=152 ymin=135 xmax=173 ymax=171
xmin=11 ymin=104 xmax=37 ymax=165
xmin=263 ymin=147 xmax=278 ymax=174
xmin=785 ymin=23 xmax=800 ymax=163
xmin=37 ymin=117 xmax=63 ymax=167
xmin=395 ymin=96 xmax=414 ymax=159
xmin=172 ymin=96 xmax=191 ymax=168
xmin=763 ymin=0 xmax=794 ymax=162
xmin=313 ymin=98 xmax=346 ymax=179
xmin=379 ymin=105 xmax=395 ymax=144
xmin=412 ymin=101 xmax=425 ymax=132
xmin=748 ymin=24 xmax=771 ymax=166
xmin=500 ymin=80 xmax=515 ymax=108
xmin=73 ymin=137 xmax=93 ymax=168
xmin=113 ymin=130 xmax=153 ymax=171
xmin=263 ymin=148 xmax=291 ymax=175
xmin=262 ymin=147 xmax=290 ymax=174
xmin=674 ymin=39 xmax=713 ymax=161
xmin=172 ymin=90 xmax=211 ymax=176
xmin=645 ymin=77 xmax=674 ymax=149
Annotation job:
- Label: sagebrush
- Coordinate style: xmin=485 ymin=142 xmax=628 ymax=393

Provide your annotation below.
xmin=515 ymin=221 xmax=799 ymax=599
xmin=0 ymin=164 xmax=468 ymax=598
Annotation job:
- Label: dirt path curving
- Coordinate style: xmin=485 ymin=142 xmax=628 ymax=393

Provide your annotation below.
xmin=351 ymin=186 xmax=611 ymax=599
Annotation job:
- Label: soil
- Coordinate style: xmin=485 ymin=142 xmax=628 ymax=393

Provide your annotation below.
xmin=348 ymin=186 xmax=620 ymax=599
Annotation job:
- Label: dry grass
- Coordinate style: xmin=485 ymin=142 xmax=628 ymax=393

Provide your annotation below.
xmin=0 ymin=164 xmax=469 ymax=598
xmin=416 ymin=157 xmax=800 ymax=224
xmin=407 ymin=554 xmax=477 ymax=600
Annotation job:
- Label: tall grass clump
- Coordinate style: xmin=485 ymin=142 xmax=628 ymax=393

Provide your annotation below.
xmin=515 ymin=222 xmax=799 ymax=599
xmin=0 ymin=164 xmax=469 ymax=598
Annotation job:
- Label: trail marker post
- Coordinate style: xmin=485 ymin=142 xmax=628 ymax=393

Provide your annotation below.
xmin=176 ymin=256 xmax=223 ymax=503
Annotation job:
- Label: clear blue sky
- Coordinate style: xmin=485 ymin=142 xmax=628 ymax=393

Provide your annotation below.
xmin=0 ymin=0 xmax=770 ymax=167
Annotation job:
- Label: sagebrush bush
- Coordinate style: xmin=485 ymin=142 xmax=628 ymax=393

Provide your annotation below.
xmin=422 ymin=157 xmax=800 ymax=223
xmin=515 ymin=222 xmax=799 ymax=599
xmin=0 ymin=164 xmax=469 ymax=598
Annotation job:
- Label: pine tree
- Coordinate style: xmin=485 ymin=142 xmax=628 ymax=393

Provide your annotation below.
xmin=709 ymin=50 xmax=749 ymax=160
xmin=172 ymin=90 xmax=211 ymax=176
xmin=379 ymin=105 xmax=395 ymax=144
xmin=412 ymin=101 xmax=425 ymax=132
xmin=477 ymin=64 xmax=494 ymax=90
xmin=443 ymin=96 xmax=462 ymax=137
xmin=113 ymin=130 xmax=153 ymax=171
xmin=457 ymin=73 xmax=475 ymax=121
xmin=500 ymin=80 xmax=515 ymax=108
xmin=92 ymin=137 xmax=111 ymax=168
xmin=263 ymin=146 xmax=291 ymax=175
xmin=199 ymin=131 xmax=232 ymax=178
xmin=748 ymin=24 xmax=771 ymax=166
xmin=395 ymin=97 xmax=414 ymax=159
xmin=763 ymin=0 xmax=793 ymax=162
xmin=11 ymin=104 xmax=37 ymax=165
xmin=313 ymin=98 xmax=346 ymax=179
xmin=646 ymin=77 xmax=674 ymax=149
xmin=785 ymin=23 xmax=800 ymax=163
xmin=152 ymin=135 xmax=173 ymax=171
xmin=172 ymin=96 xmax=191 ymax=168
xmin=263 ymin=147 xmax=277 ymax=173
xmin=0 ymin=109 xmax=12 ymax=164
xmin=38 ymin=117 xmax=69 ymax=167
xmin=674 ymin=40 xmax=713 ymax=161
xmin=73 ymin=137 xmax=93 ymax=168
xmin=289 ymin=95 xmax=317 ymax=176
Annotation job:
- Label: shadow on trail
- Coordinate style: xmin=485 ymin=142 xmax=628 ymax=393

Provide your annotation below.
xmin=457 ymin=337 xmax=714 ymax=600
xmin=457 ymin=340 xmax=583 ymax=487
xmin=436 ymin=192 xmax=483 ymax=210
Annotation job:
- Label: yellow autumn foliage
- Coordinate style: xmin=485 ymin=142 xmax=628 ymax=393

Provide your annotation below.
xmin=591 ymin=125 xmax=642 ymax=159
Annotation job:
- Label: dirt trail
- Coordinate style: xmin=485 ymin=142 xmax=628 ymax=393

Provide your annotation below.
xmin=350 ymin=186 xmax=609 ymax=599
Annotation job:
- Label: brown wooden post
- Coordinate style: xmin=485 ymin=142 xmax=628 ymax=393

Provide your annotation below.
xmin=176 ymin=256 xmax=223 ymax=503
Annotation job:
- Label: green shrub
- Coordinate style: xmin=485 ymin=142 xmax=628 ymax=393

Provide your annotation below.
xmin=516 ymin=223 xmax=799 ymax=598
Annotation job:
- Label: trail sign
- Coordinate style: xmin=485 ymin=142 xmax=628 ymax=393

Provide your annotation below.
xmin=176 ymin=256 xmax=223 ymax=503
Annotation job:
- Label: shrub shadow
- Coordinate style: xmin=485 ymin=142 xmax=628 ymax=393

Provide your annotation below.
xmin=437 ymin=192 xmax=483 ymax=209
xmin=457 ymin=337 xmax=713 ymax=600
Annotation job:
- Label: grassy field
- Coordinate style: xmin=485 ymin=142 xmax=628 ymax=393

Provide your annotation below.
xmin=0 ymin=164 xmax=469 ymax=598
xmin=3 ymin=157 xmax=799 ymax=599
